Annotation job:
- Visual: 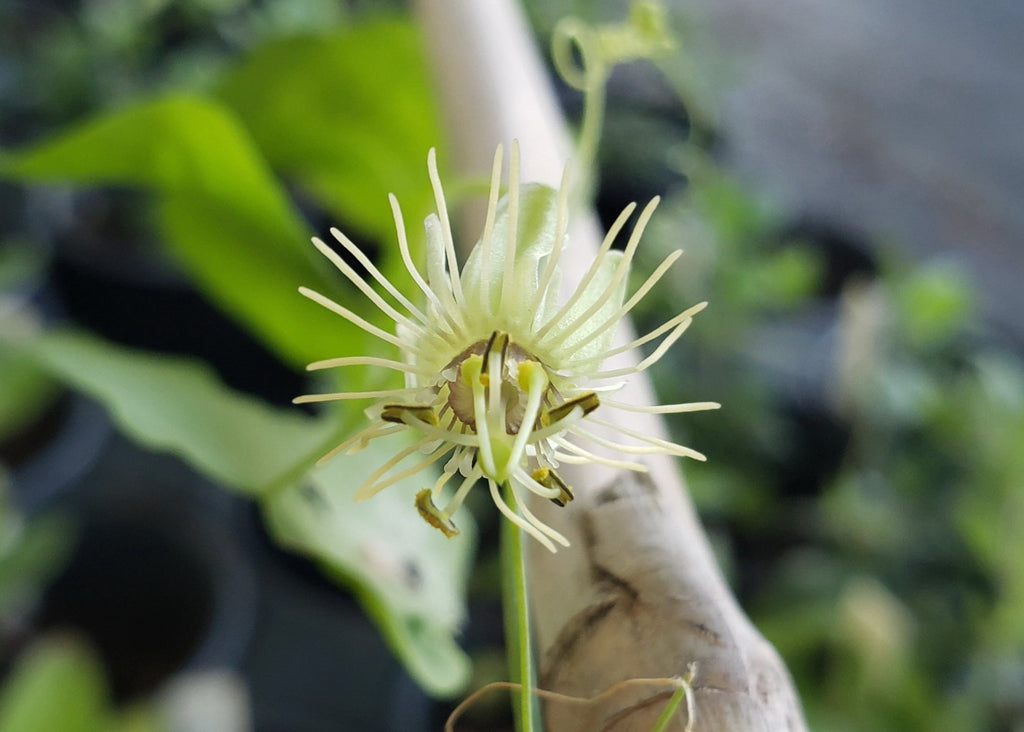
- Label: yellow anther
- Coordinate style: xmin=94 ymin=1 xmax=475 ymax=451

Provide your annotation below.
xmin=484 ymin=330 xmax=510 ymax=361
xmin=532 ymin=466 xmax=575 ymax=506
xmin=460 ymin=353 xmax=484 ymax=383
xmin=415 ymin=489 xmax=459 ymax=538
xmin=381 ymin=404 xmax=439 ymax=426
xmin=543 ymin=392 xmax=600 ymax=426
xmin=517 ymin=359 xmax=548 ymax=391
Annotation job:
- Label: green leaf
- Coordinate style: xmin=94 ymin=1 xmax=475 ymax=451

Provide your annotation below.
xmin=1 ymin=95 xmax=300 ymax=240
xmin=0 ymin=94 xmax=365 ymax=368
xmin=215 ymin=18 xmax=442 ymax=244
xmin=0 ymin=636 xmax=110 ymax=732
xmin=155 ymin=190 xmax=361 ymax=369
xmin=264 ymin=436 xmax=474 ymax=698
xmin=27 ymin=329 xmax=335 ymax=495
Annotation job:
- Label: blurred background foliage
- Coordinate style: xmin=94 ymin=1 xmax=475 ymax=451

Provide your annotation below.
xmin=0 ymin=0 xmax=1022 ymax=730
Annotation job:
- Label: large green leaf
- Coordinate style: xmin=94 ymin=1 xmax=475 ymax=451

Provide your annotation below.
xmin=26 ymin=329 xmax=335 ymax=495
xmin=0 ymin=95 xmax=365 ymax=368
xmin=265 ymin=436 xmax=474 ymax=697
xmin=0 ymin=95 xmax=299 ymax=236
xmin=23 ymin=330 xmax=473 ymax=694
xmin=155 ymin=190 xmax=360 ymax=371
xmin=215 ymin=18 xmax=442 ymax=246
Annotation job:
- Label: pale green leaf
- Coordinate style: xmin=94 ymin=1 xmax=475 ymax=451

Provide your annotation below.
xmin=1 ymin=95 xmax=301 ymax=241
xmin=27 ymin=330 xmax=336 ymax=495
xmin=264 ymin=434 xmax=474 ymax=698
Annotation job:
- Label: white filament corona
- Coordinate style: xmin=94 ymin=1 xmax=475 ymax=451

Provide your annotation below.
xmin=295 ymin=143 xmax=718 ymax=552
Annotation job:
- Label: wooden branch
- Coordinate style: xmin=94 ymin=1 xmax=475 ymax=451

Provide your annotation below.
xmin=413 ymin=1 xmax=807 ymax=729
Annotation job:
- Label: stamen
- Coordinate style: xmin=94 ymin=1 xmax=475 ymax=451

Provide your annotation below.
xmin=432 ymin=459 xmax=461 ymax=500
xmin=512 ymin=466 xmax=560 ymax=500
xmin=416 ymin=489 xmax=459 ymax=537
xmin=380 ymin=404 xmax=439 ymax=426
xmin=542 ymin=392 xmax=599 ymax=426
xmin=531 ymin=466 xmax=574 ymax=506
xmin=527 ymin=405 xmax=588 ymax=443
xmin=398 ymin=414 xmax=482 ymax=447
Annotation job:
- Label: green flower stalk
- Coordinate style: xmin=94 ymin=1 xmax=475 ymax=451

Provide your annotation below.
xmin=295 ymin=143 xmax=716 ymax=552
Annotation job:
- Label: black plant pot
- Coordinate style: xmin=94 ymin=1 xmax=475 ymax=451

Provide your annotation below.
xmin=34 ymin=435 xmax=258 ymax=703
xmin=6 ymin=393 xmax=111 ymax=515
xmin=242 ymin=509 xmax=434 ymax=732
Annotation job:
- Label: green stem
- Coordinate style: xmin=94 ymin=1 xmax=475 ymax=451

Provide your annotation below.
xmin=574 ymin=58 xmax=608 ymax=206
xmin=501 ymin=483 xmax=539 ymax=732
xmin=550 ymin=19 xmax=608 ymax=208
xmin=648 ymin=684 xmax=686 ymax=732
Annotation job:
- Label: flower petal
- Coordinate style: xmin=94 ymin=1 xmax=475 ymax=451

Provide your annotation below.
xmin=460 ymin=183 xmax=561 ymax=323
xmin=558 ymin=249 xmax=628 ymax=361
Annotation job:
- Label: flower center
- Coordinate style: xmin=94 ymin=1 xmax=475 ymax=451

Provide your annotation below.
xmin=443 ymin=333 xmax=542 ymax=434
xmin=448 ymin=331 xmax=550 ymax=483
xmin=380 ymin=330 xmax=600 ymax=506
